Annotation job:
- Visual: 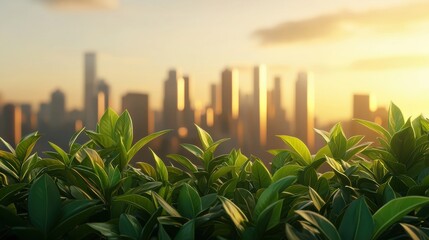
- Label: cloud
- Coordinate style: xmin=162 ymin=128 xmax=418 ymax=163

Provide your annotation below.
xmin=350 ymin=55 xmax=429 ymax=71
xmin=253 ymin=1 xmax=429 ymax=45
xmin=40 ymin=0 xmax=119 ymax=10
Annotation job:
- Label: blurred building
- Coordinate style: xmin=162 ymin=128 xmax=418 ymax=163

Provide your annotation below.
xmin=295 ymin=72 xmax=315 ymax=151
xmin=267 ymin=76 xmax=289 ymax=149
xmin=122 ymin=93 xmax=153 ymax=142
xmin=97 ymin=79 xmax=111 ymax=120
xmin=21 ymin=103 xmax=35 ymax=137
xmin=84 ymin=52 xmax=97 ymax=130
xmin=163 ymin=69 xmax=183 ymax=131
xmin=2 ymin=103 xmax=22 ymax=146
xmin=50 ymin=89 xmax=66 ymax=129
xmin=220 ymin=68 xmax=239 ymax=134
xmin=253 ymin=65 xmax=268 ymax=147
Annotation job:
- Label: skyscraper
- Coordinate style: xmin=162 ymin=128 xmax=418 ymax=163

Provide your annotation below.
xmin=267 ymin=76 xmax=289 ymax=148
xmin=220 ymin=68 xmax=239 ymax=133
xmin=122 ymin=93 xmax=153 ymax=142
xmin=2 ymin=104 xmax=22 ymax=146
xmin=50 ymin=89 xmax=66 ymax=128
xmin=351 ymin=94 xmax=377 ymax=140
xmin=84 ymin=52 xmax=97 ymax=130
xmin=254 ymin=65 xmax=267 ymax=146
xmin=162 ymin=69 xmax=183 ymax=130
xmin=182 ymin=75 xmax=195 ymax=136
xmin=295 ymin=72 xmax=315 ymax=150
xmin=21 ymin=103 xmax=35 ymax=136
xmin=97 ymin=80 xmax=110 ymax=120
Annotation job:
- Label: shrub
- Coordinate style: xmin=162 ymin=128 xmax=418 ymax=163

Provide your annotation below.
xmin=1 ymin=104 xmax=429 ymax=239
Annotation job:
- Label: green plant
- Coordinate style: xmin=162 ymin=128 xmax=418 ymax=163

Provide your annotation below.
xmin=1 ymin=104 xmax=429 ymax=239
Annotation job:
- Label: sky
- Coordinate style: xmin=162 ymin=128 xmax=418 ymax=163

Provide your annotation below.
xmin=1 ymin=0 xmax=429 ymax=125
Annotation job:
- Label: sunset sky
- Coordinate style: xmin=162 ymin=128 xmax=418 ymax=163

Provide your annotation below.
xmin=1 ymin=0 xmax=429 ymax=125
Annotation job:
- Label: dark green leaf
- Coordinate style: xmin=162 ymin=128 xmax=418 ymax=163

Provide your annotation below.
xmin=339 ymin=197 xmax=374 ymax=240
xmin=373 ymin=196 xmax=429 ymax=239
xmin=178 ymin=183 xmax=202 ymax=219
xmin=251 ymin=159 xmax=272 ymax=189
xmin=119 ymin=214 xmax=142 ymax=240
xmin=128 ymin=130 xmax=170 ymax=162
xmin=28 ymin=174 xmax=61 ymax=234
xmin=174 ymin=219 xmax=195 ymax=240
xmin=113 ymin=194 xmax=156 ymax=214
xmin=296 ymin=210 xmax=341 ymax=240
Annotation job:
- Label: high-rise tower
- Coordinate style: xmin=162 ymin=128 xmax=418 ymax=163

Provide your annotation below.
xmin=50 ymin=89 xmax=66 ymax=128
xmin=254 ymin=65 xmax=267 ymax=146
xmin=84 ymin=52 xmax=97 ymax=129
xmin=220 ymin=68 xmax=239 ymax=133
xmin=295 ymin=72 xmax=315 ymax=150
xmin=122 ymin=93 xmax=153 ymax=142
xmin=162 ymin=69 xmax=184 ymax=130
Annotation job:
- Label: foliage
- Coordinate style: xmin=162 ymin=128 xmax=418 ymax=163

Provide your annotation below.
xmin=1 ymin=104 xmax=429 ymax=239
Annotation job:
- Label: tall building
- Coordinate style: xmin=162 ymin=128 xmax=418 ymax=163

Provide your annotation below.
xmin=162 ymin=69 xmax=183 ymax=130
xmin=267 ymin=76 xmax=289 ymax=148
xmin=351 ymin=94 xmax=378 ymax=141
xmin=50 ymin=89 xmax=66 ymax=128
xmin=295 ymin=72 xmax=315 ymax=150
xmin=21 ymin=103 xmax=35 ymax=136
xmin=210 ymin=83 xmax=221 ymax=115
xmin=97 ymin=80 xmax=110 ymax=120
xmin=220 ymin=68 xmax=239 ymax=133
xmin=122 ymin=93 xmax=153 ymax=143
xmin=253 ymin=65 xmax=268 ymax=146
xmin=37 ymin=102 xmax=50 ymax=131
xmin=181 ymin=75 xmax=195 ymax=137
xmin=84 ymin=52 xmax=97 ymax=130
xmin=2 ymin=104 xmax=22 ymax=146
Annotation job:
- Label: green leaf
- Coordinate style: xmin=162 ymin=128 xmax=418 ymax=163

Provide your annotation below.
xmin=87 ymin=222 xmax=119 ymax=237
xmin=400 ymin=223 xmax=429 ymax=240
xmin=137 ymin=162 xmax=157 ymax=180
xmin=16 ymin=133 xmax=40 ymax=161
xmin=140 ymin=208 xmax=162 ymax=240
xmin=99 ymin=108 xmax=119 ymax=138
xmin=174 ymin=219 xmax=195 ymax=240
xmin=86 ymin=131 xmax=116 ymax=149
xmin=208 ymin=165 xmax=235 ymax=186
xmin=68 ymin=127 xmax=86 ymax=152
xmin=113 ymin=194 xmax=156 ymax=214
xmin=158 ymin=224 xmax=172 ymax=240
xmin=84 ymin=148 xmax=104 ymax=168
xmin=128 ymin=130 xmax=170 ymax=162
xmin=272 ymin=165 xmax=302 ymax=182
xmin=256 ymin=199 xmax=283 ymax=233
xmin=339 ymin=197 xmax=374 ymax=240
xmin=49 ymin=141 xmax=70 ymax=165
xmin=390 ymin=126 xmax=416 ymax=164
xmin=253 ymin=176 xmax=296 ymax=219
xmin=181 ymin=143 xmax=203 ymax=159
xmin=195 ymin=124 xmax=213 ymax=150
xmin=50 ymin=200 xmax=103 ymax=239
xmin=309 ymin=187 xmax=325 ymax=212
xmin=295 ymin=210 xmax=341 ymax=240
xmin=0 ymin=205 xmax=26 ymax=227
xmin=28 ymin=174 xmax=61 ymax=234
xmin=355 ymin=119 xmax=390 ymax=140
xmin=152 ymin=192 xmax=181 ymax=217
xmin=388 ymin=102 xmax=405 ymax=134
xmin=151 ymin=149 xmax=168 ymax=182
xmin=277 ymin=135 xmax=312 ymax=165
xmin=219 ymin=196 xmax=248 ymax=232
xmin=167 ymin=154 xmax=197 ymax=173
xmin=251 ymin=159 xmax=272 ymax=189
xmin=328 ymin=123 xmax=347 ymax=159
xmin=0 ymin=136 xmax=16 ymax=154
xmin=178 ymin=183 xmax=202 ymax=219
xmin=372 ymin=196 xmax=429 ymax=239
xmin=115 ymin=110 xmax=134 ymax=150
xmin=119 ymin=214 xmax=142 ymax=240
xmin=201 ymin=193 xmax=218 ymax=211
xmin=0 ymin=183 xmax=27 ymax=205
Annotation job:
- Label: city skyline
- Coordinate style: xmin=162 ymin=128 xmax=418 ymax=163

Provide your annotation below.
xmin=1 ymin=0 xmax=429 ymax=125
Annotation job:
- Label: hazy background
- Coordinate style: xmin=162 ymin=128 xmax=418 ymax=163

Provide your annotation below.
xmin=1 ymin=0 xmax=429 ymax=125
